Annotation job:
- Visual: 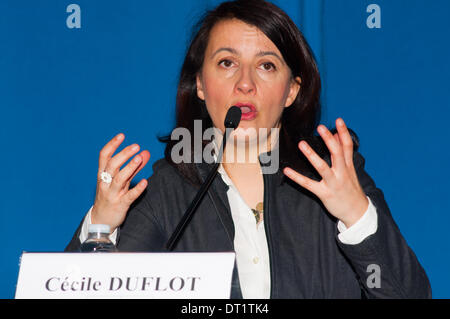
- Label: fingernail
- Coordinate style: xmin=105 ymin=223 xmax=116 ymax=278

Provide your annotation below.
xmin=116 ymin=133 xmax=124 ymax=140
xmin=300 ymin=141 xmax=308 ymax=152
xmin=131 ymin=144 xmax=139 ymax=151
xmin=134 ymin=155 xmax=141 ymax=163
xmin=337 ymin=118 xmax=344 ymax=126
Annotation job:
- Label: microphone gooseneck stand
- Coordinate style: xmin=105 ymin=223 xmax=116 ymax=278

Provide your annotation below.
xmin=166 ymin=106 xmax=242 ymax=251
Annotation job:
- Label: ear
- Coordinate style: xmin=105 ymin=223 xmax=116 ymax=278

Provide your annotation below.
xmin=196 ymin=74 xmax=205 ymax=101
xmin=284 ymin=76 xmax=301 ymax=108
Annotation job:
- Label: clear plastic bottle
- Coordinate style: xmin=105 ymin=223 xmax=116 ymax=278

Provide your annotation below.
xmin=80 ymin=224 xmax=117 ymax=252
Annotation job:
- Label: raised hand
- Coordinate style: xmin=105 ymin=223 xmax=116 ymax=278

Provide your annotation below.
xmin=283 ymin=118 xmax=369 ymax=228
xmin=91 ymin=133 xmax=151 ymax=232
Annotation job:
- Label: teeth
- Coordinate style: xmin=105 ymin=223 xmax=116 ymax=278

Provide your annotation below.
xmin=241 ymin=106 xmax=251 ymax=113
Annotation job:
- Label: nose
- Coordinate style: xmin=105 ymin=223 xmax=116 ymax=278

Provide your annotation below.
xmin=235 ymin=67 xmax=256 ymax=95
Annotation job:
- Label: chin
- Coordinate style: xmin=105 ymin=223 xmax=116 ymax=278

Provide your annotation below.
xmin=229 ymin=126 xmax=259 ymax=145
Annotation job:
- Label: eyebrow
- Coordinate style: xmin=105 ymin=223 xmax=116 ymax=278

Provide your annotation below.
xmin=211 ymin=47 xmax=284 ymax=64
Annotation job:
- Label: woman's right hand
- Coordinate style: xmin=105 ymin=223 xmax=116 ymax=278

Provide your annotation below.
xmin=91 ymin=133 xmax=151 ymax=233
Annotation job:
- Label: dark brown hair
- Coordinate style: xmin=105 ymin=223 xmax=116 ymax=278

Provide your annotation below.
xmin=160 ymin=0 xmax=338 ymax=186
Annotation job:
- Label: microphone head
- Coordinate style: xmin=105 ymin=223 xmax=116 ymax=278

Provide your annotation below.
xmin=224 ymin=106 xmax=242 ymax=129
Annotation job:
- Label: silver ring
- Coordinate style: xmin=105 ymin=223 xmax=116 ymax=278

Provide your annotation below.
xmin=100 ymin=171 xmax=113 ymax=184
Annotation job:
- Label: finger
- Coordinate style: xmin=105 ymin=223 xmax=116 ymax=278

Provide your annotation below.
xmin=335 ymin=118 xmax=354 ymax=167
xmin=298 ymin=140 xmax=334 ymax=181
xmin=110 ymin=153 xmax=143 ymax=193
xmin=110 ymin=150 xmax=150 ymax=193
xmin=104 ymin=143 xmax=140 ymax=176
xmin=123 ymin=178 xmax=148 ymax=205
xmin=333 ymin=133 xmax=340 ymax=145
xmin=128 ymin=150 xmax=151 ymax=181
xmin=283 ymin=167 xmax=322 ymax=196
xmin=317 ymin=124 xmax=346 ymax=170
xmin=98 ymin=133 xmax=125 ymax=173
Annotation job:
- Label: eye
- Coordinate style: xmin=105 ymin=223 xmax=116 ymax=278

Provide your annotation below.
xmin=218 ymin=59 xmax=235 ymax=68
xmin=259 ymin=62 xmax=276 ymax=71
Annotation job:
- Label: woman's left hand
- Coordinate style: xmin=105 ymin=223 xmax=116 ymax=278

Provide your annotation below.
xmin=283 ymin=118 xmax=369 ymax=228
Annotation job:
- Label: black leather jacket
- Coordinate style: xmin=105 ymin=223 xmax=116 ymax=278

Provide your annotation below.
xmin=66 ymin=141 xmax=431 ymax=298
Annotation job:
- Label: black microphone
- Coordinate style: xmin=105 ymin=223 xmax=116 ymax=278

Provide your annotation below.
xmin=166 ymin=106 xmax=242 ymax=251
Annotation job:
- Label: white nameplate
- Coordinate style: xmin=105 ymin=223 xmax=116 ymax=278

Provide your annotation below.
xmin=15 ymin=252 xmax=235 ymax=299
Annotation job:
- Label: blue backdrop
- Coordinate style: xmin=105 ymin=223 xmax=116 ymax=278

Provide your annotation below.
xmin=1 ymin=0 xmax=449 ymax=298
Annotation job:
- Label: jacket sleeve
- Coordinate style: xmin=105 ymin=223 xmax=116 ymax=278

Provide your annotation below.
xmin=64 ymin=181 xmax=167 ymax=252
xmin=115 ymin=189 xmax=167 ymax=252
xmin=64 ymin=215 xmax=86 ymax=252
xmin=336 ymin=150 xmax=432 ymax=298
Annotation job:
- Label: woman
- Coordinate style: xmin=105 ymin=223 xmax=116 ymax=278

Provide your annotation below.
xmin=66 ymin=0 xmax=431 ymax=298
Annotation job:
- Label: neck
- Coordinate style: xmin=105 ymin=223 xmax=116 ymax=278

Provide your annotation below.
xmin=216 ymin=126 xmax=280 ymax=168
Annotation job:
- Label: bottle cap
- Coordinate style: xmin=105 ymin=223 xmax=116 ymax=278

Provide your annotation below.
xmin=88 ymin=224 xmax=110 ymax=234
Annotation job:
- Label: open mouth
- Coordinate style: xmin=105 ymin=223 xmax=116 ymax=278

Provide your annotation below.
xmin=240 ymin=106 xmax=252 ymax=114
xmin=234 ymin=103 xmax=258 ymax=121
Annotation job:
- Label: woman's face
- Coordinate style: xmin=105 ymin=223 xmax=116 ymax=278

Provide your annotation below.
xmin=196 ymin=18 xmax=301 ymax=141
